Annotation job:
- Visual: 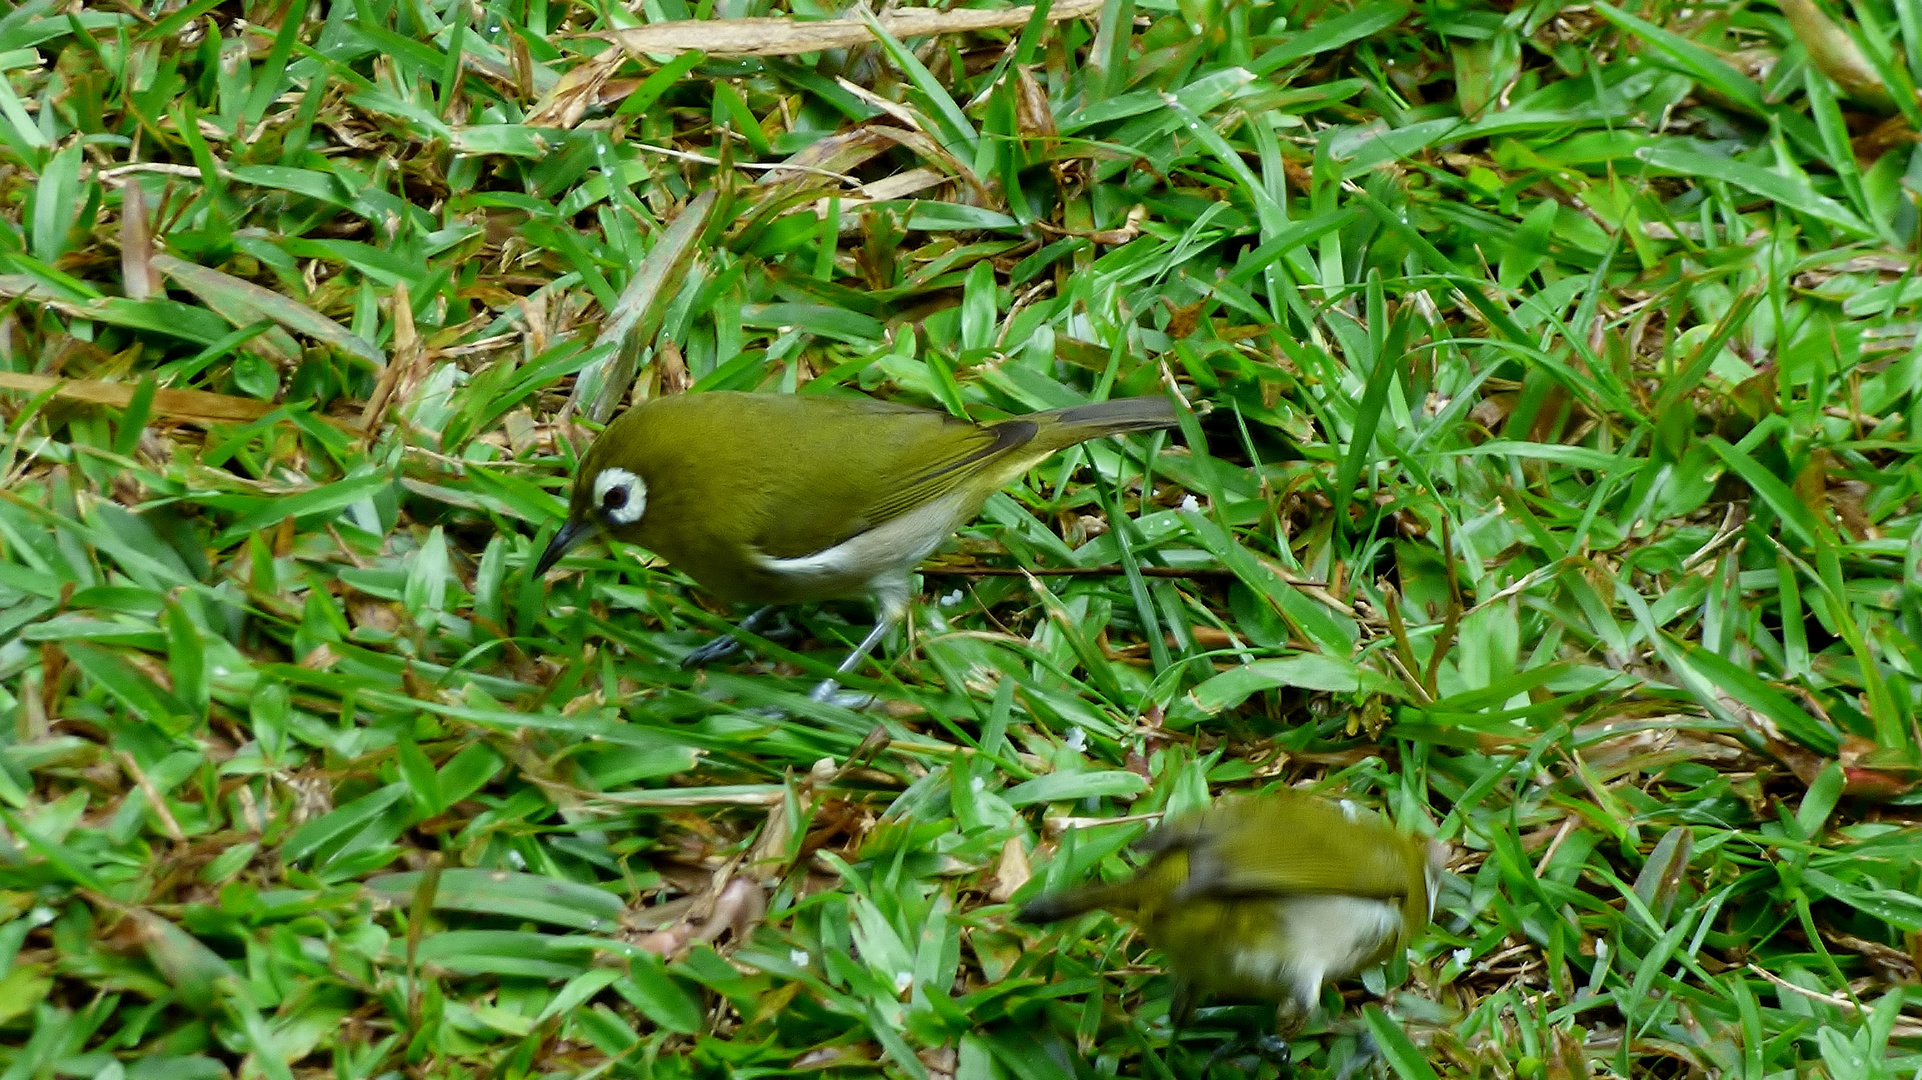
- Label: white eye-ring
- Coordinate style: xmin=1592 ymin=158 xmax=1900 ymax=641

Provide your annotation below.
xmin=592 ymin=467 xmax=647 ymax=526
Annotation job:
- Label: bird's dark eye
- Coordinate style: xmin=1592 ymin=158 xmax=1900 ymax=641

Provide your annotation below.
xmin=601 ymin=486 xmax=627 ymax=511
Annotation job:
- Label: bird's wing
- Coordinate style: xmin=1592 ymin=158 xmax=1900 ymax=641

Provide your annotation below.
xmin=1175 ymin=796 xmax=1421 ymax=901
xmin=857 ymin=418 xmax=1038 ymax=525
xmin=749 ymin=408 xmax=1033 ymax=558
xmin=1205 ymin=841 xmax=1418 ymax=900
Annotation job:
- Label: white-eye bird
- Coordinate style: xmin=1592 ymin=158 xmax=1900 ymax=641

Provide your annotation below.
xmin=1019 ymin=789 xmax=1445 ymax=1051
xmin=534 ymin=390 xmax=1181 ymax=697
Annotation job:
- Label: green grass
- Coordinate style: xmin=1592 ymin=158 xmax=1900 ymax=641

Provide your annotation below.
xmin=3 ymin=0 xmax=1922 ymax=1076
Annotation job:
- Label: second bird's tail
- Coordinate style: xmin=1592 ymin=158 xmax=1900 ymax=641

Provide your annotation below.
xmin=1016 ymin=881 xmax=1142 ymax=923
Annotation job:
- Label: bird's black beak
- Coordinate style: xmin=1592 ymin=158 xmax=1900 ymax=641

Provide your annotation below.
xmin=534 ymin=518 xmax=594 ymax=577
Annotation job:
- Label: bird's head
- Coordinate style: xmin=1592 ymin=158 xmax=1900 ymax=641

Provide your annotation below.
xmin=533 ymin=436 xmax=652 ymax=576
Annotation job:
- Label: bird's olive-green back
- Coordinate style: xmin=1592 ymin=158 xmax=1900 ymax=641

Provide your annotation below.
xmin=1016 ymin=789 xmax=1434 ymax=1027
xmin=1150 ymin=791 xmax=1429 ymax=911
xmin=1024 ymin=789 xmax=1431 ymax=929
xmin=568 ymin=392 xmax=1174 ymax=603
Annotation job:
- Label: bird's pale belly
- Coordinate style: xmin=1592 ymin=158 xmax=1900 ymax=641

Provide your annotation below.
xmin=1150 ymin=894 xmax=1406 ymax=1015
xmin=674 ymin=493 xmax=975 ymax=608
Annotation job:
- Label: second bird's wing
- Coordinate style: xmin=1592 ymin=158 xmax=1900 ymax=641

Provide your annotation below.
xmin=1165 ymin=795 xmax=1421 ymax=902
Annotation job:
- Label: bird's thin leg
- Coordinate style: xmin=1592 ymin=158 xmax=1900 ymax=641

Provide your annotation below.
xmin=809 ymin=580 xmax=909 ymax=703
xmin=683 ymin=605 xmax=780 ymax=668
xmin=809 ymin=610 xmax=900 ymax=702
xmin=1331 ymin=1030 xmax=1380 ymax=1080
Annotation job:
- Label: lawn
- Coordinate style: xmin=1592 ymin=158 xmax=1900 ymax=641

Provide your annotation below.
xmin=2 ymin=0 xmax=1921 ymax=1077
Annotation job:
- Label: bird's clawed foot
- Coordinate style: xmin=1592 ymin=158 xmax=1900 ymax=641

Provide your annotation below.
xmin=683 ymin=604 xmax=890 ymax=710
xmin=808 ymin=680 xmax=876 ymax=708
xmin=682 ymin=634 xmax=744 ymax=668
xmin=682 ymin=606 xmax=794 ymax=669
xmin=1331 ymin=1030 xmax=1381 ymax=1080
xmin=1200 ymin=1033 xmax=1293 ymax=1077
xmin=1254 ymin=1035 xmax=1292 ymax=1068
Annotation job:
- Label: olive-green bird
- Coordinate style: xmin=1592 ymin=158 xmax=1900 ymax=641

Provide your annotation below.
xmin=534 ymin=391 xmax=1180 ymax=696
xmin=1019 ymin=789 xmax=1444 ymax=1041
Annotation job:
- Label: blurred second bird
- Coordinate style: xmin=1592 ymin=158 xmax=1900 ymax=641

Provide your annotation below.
xmin=1019 ymin=788 xmax=1446 ymax=1063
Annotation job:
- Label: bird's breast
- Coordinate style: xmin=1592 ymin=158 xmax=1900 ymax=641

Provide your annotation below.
xmin=1149 ymin=894 xmax=1406 ymax=1010
xmin=1271 ymin=894 xmax=1406 ymax=981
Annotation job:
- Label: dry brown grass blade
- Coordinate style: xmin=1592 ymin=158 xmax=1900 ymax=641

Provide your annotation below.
xmin=526 ymin=46 xmax=627 ymax=128
xmin=756 ymin=127 xmax=898 ymax=189
xmin=573 ymin=189 xmax=719 ymax=422
xmin=151 ymin=253 xmax=386 ymax=368
xmin=1780 ymin=0 xmax=1896 ymax=109
xmin=597 ymin=0 xmax=1103 ymax=59
xmin=360 ymin=281 xmax=420 ymax=442
xmin=1747 ymin=964 xmax=1922 ymax=1036
xmin=120 ymin=182 xmax=160 ymax=301
xmin=0 ymin=373 xmax=364 ymax=434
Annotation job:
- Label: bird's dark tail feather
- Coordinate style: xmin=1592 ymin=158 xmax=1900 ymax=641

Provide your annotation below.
xmin=1016 ymin=883 xmax=1125 ymax=923
xmin=1042 ymin=396 xmax=1181 ymax=441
